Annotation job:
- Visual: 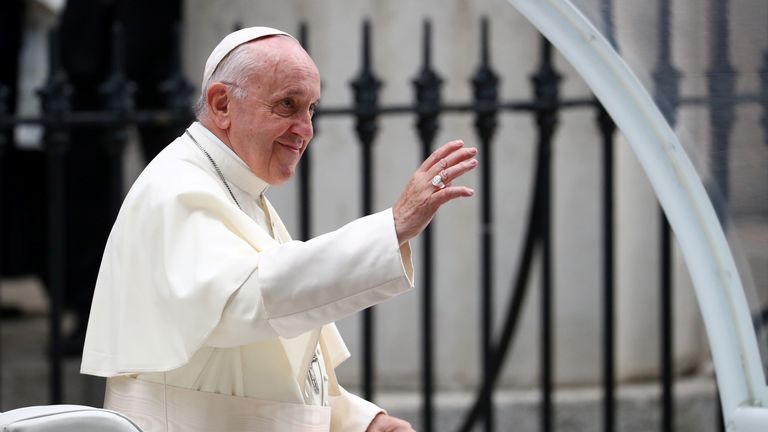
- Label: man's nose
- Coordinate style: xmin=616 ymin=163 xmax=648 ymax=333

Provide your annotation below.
xmin=293 ymin=112 xmax=314 ymax=142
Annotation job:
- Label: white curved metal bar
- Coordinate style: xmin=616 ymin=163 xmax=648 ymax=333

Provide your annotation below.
xmin=731 ymin=407 xmax=768 ymax=432
xmin=507 ymin=0 xmax=767 ymax=424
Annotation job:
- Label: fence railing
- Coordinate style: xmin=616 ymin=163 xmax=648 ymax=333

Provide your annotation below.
xmin=2 ymin=1 xmax=765 ymax=430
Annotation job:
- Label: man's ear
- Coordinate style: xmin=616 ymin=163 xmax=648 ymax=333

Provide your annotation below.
xmin=207 ymin=82 xmax=231 ymax=130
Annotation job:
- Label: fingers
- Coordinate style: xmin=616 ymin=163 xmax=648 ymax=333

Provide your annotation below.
xmin=419 ymin=140 xmax=465 ymax=172
xmin=437 ymin=157 xmax=478 ymax=185
xmin=420 ymin=140 xmax=478 ymax=195
xmin=431 ymin=185 xmax=475 ymax=207
xmin=423 ymin=139 xmax=478 ymax=206
xmin=431 ymin=146 xmax=478 ymax=177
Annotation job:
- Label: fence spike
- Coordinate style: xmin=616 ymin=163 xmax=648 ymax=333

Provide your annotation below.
xmin=413 ymin=19 xmax=442 ymax=147
xmin=652 ymin=0 xmax=680 ymax=126
xmin=601 ymin=0 xmax=616 ymax=48
xmin=351 ymin=19 xmax=382 ymax=147
xmin=480 ymin=16 xmax=490 ymax=67
xmin=531 ymin=37 xmax=560 ymax=129
xmin=99 ymin=21 xmax=137 ymax=116
xmin=472 ymin=17 xmax=499 ymax=143
xmin=707 ymin=0 xmax=735 ymax=225
xmin=423 ymin=19 xmax=432 ymax=69
xmin=160 ymin=21 xmax=194 ymax=119
xmin=39 ymin=26 xmax=72 ymax=144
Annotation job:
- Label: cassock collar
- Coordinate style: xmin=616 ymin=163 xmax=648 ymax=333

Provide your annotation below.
xmin=187 ymin=121 xmax=270 ymax=199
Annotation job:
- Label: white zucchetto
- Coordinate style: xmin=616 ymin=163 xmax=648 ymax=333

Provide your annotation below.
xmin=201 ymin=26 xmax=295 ymax=93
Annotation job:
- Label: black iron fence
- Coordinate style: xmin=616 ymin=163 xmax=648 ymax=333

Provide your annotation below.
xmin=1 ymin=0 xmax=765 ymax=430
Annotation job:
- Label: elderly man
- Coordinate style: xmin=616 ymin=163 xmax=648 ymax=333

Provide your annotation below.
xmin=81 ymin=27 xmax=477 ymax=432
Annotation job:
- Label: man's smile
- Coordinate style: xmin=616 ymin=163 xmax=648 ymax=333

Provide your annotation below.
xmin=276 ymin=140 xmax=303 ymax=153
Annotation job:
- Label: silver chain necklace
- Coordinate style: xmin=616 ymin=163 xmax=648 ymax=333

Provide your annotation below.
xmin=185 ymin=130 xmax=242 ymax=210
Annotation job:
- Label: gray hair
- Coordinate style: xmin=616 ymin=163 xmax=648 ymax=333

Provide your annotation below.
xmin=194 ymin=37 xmax=285 ymax=118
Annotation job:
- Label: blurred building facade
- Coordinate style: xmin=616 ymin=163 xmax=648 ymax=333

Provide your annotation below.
xmin=1 ymin=0 xmax=767 ymax=430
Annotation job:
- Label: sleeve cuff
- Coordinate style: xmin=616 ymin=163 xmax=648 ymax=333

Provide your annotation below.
xmin=330 ymin=386 xmax=385 ymax=432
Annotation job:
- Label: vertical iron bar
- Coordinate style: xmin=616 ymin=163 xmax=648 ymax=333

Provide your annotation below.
xmin=46 ymin=130 xmax=65 ymax=405
xmin=599 ymin=3 xmax=617 ymax=431
xmin=717 ymin=386 xmax=726 ymax=432
xmin=420 ymin=115 xmax=435 ymax=432
xmin=299 ymin=22 xmax=312 ymax=241
xmin=39 ymin=27 xmax=72 ymax=404
xmin=532 ymin=37 xmax=561 ymax=432
xmin=0 ymin=4 xmax=24 ymax=406
xmin=597 ymin=102 xmax=616 ymax=432
xmin=653 ymin=0 xmax=681 ymax=127
xmin=707 ymin=0 xmax=735 ymax=226
xmin=0 ymin=84 xmax=7 ymax=410
xmin=351 ymin=20 xmax=382 ymax=401
xmin=760 ymin=9 xmax=768 ymax=149
xmin=361 ymin=147 xmax=374 ymax=400
xmin=602 ymin=0 xmax=617 ymax=48
xmin=653 ymin=1 xmax=680 ymax=431
xmin=541 ymin=116 xmax=553 ymax=432
xmin=413 ymin=19 xmax=442 ymax=432
xmin=100 ymin=21 xmax=136 ymax=217
xmin=471 ymin=17 xmax=499 ymax=432
xmin=660 ymin=214 xmax=673 ymax=432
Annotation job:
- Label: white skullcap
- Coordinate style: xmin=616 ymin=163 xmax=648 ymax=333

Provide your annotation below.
xmin=201 ymin=26 xmax=296 ymax=93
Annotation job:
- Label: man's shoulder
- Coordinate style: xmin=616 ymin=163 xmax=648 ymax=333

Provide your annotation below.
xmin=125 ymin=137 xmax=225 ymax=205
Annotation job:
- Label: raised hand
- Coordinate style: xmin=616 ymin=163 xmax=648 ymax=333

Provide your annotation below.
xmin=393 ymin=139 xmax=478 ymax=245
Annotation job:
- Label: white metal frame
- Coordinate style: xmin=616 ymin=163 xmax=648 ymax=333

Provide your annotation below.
xmin=506 ymin=0 xmax=768 ymax=429
xmin=0 ymin=405 xmax=143 ymax=431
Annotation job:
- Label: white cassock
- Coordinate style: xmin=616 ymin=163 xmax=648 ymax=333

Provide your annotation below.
xmin=80 ymin=121 xmax=415 ymax=432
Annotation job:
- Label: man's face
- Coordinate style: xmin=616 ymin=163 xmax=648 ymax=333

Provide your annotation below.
xmin=226 ymin=40 xmax=321 ymax=185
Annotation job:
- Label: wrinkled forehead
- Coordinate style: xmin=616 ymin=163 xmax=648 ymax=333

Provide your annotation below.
xmin=242 ymin=38 xmax=320 ymax=89
xmin=246 ymin=35 xmax=313 ymax=65
xmin=253 ymin=66 xmax=321 ymax=107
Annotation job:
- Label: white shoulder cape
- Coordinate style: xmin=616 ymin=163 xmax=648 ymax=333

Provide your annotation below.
xmin=81 ymin=125 xmax=413 ymax=378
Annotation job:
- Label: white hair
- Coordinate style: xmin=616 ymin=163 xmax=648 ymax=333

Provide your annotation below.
xmin=194 ymin=36 xmax=286 ymax=118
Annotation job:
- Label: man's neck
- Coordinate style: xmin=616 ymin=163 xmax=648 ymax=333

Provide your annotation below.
xmin=199 ymin=117 xmax=234 ymax=152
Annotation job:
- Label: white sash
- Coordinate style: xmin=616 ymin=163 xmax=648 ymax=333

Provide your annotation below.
xmin=104 ymin=376 xmax=331 ymax=432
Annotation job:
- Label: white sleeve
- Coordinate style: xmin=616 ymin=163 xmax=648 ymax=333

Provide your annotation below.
xmin=330 ymin=386 xmax=385 ymax=432
xmin=205 ymin=208 xmax=414 ymax=347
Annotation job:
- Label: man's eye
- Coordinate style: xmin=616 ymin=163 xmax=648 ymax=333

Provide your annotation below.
xmin=280 ymin=99 xmax=294 ymax=109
